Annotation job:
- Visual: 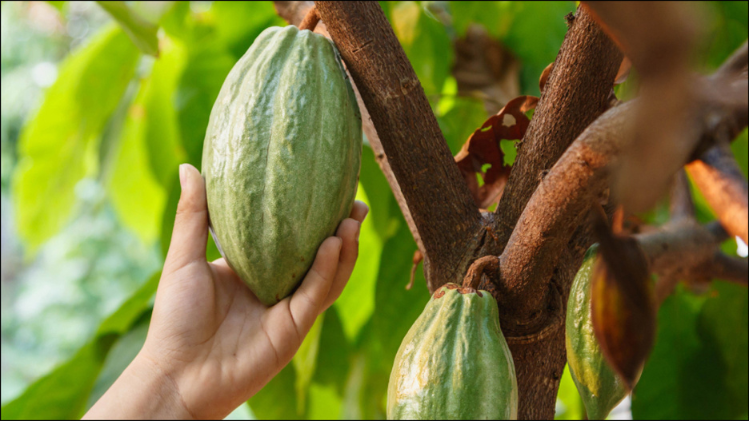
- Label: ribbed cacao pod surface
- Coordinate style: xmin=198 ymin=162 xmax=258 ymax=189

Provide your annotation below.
xmin=387 ymin=283 xmax=518 ymax=420
xmin=202 ymin=26 xmax=362 ymax=306
xmin=566 ymin=245 xmax=629 ymax=420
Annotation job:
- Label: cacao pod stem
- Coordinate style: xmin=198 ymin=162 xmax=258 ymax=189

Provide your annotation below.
xmin=463 ymin=255 xmax=500 ymax=290
xmin=299 ymin=7 xmax=320 ymax=31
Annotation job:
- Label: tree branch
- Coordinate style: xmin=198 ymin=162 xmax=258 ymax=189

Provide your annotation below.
xmin=491 ymin=5 xmax=623 ymax=254
xmin=583 ymin=2 xmax=699 ymax=213
xmin=314 ymin=1 xmax=481 ymax=286
xmin=670 ymin=169 xmax=696 ymax=222
xmin=687 ymin=139 xmax=749 ymax=244
xmin=273 ymin=1 xmax=426 ymax=255
xmin=498 ymin=40 xmax=749 ymax=322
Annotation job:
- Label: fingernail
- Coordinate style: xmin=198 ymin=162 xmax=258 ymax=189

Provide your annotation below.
xmin=179 ymin=164 xmax=188 ymax=189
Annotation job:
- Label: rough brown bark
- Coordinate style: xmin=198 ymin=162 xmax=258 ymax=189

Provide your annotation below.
xmin=491 ymin=6 xmax=622 ymax=255
xmin=315 ymin=1 xmax=482 ymax=288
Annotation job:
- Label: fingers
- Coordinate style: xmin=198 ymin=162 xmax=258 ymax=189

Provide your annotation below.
xmin=163 ymin=164 xmax=209 ymax=275
xmin=288 ymin=237 xmax=342 ymax=335
xmin=322 ymin=218 xmax=361 ymax=309
xmin=349 ymin=200 xmax=369 ymax=223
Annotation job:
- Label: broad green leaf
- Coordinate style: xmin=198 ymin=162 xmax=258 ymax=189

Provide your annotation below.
xmin=86 ymin=316 xmax=151 ymax=409
xmin=360 ymin=145 xmax=398 ymax=242
xmin=248 ymin=363 xmax=302 ymax=420
xmin=211 ymin=1 xmax=285 ymax=59
xmin=107 ymin=39 xmax=187 ymax=243
xmin=313 ymin=306 xmax=352 ymax=395
xmin=554 ymin=365 xmax=586 ymax=420
xmin=0 ymin=334 xmax=118 ymax=420
xmin=97 ymin=1 xmax=159 ymax=57
xmin=307 ymin=383 xmax=343 ymax=420
xmin=370 ymin=219 xmax=430 ymax=376
xmin=334 ymin=184 xmax=383 ymax=341
xmin=175 ymin=44 xmax=235 ymax=168
xmin=632 ymin=283 xmax=748 ymax=419
xmin=292 ymin=313 xmax=325 ymax=414
xmin=390 ymin=1 xmax=451 ymax=96
xmin=436 ymin=94 xmax=488 ymax=154
xmin=97 ymin=271 xmax=160 ymax=336
xmin=12 ymin=25 xmax=139 ymax=254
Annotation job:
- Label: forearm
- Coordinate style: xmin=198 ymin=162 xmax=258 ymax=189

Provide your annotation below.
xmin=83 ymin=353 xmax=194 ymax=420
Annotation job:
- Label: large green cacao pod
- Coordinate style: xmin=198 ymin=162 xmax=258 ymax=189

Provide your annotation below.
xmin=387 ymin=283 xmax=518 ymax=420
xmin=202 ymin=26 xmax=362 ymax=305
xmin=566 ymin=245 xmax=629 ymax=420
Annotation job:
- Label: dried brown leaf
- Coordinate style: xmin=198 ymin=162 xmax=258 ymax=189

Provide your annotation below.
xmin=455 ymin=95 xmax=538 ymax=209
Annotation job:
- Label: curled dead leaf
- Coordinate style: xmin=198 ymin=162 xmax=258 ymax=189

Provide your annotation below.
xmin=455 ymin=95 xmax=538 ymax=209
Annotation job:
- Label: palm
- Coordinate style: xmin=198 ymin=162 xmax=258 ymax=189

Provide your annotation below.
xmin=135 ymin=165 xmax=367 ymax=419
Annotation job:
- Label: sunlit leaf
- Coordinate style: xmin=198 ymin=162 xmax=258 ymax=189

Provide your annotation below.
xmin=335 ymin=185 xmax=382 ymax=340
xmin=86 ymin=317 xmax=150 ymax=409
xmin=97 ymin=1 xmax=159 ymax=57
xmin=0 ymin=334 xmax=117 ymax=420
xmin=96 ymin=271 xmax=159 ymax=336
xmin=554 ymin=365 xmax=585 ymax=420
xmin=390 ymin=1 xmax=451 ymax=96
xmin=107 ymin=39 xmax=187 ymax=243
xmin=248 ymin=363 xmax=302 ymax=420
xmin=211 ymin=1 xmax=285 ymax=59
xmin=313 ymin=306 xmax=352 ymax=395
xmin=307 ymin=383 xmax=343 ymax=420
xmin=12 ymin=25 xmax=140 ymax=255
xmin=292 ymin=313 xmax=325 ymax=414
xmin=1 ymin=271 xmax=158 ymax=419
xmin=175 ymin=44 xmax=235 ymax=168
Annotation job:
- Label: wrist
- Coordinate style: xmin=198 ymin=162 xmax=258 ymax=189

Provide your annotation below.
xmin=83 ymin=352 xmax=194 ymax=420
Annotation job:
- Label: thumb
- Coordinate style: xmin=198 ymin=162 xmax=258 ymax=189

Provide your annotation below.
xmin=164 ymin=164 xmax=209 ymax=275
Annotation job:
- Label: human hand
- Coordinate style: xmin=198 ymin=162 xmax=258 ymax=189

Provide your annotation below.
xmin=84 ymin=164 xmax=368 ymax=420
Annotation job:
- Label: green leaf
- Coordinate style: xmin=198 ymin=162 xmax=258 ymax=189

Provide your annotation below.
xmin=307 ymin=383 xmax=343 ymax=420
xmin=12 ymin=25 xmax=140 ymax=254
xmin=390 ymin=1 xmax=451 ymax=96
xmin=0 ymin=334 xmax=118 ymax=420
xmin=632 ymin=283 xmax=748 ymax=419
xmin=107 ymin=39 xmax=187 ymax=243
xmin=211 ymin=1 xmax=285 ymax=59
xmin=554 ymin=365 xmax=586 ymax=420
xmin=334 ymin=184 xmax=383 ymax=341
xmin=450 ymin=1 xmax=575 ymax=96
xmin=86 ymin=316 xmax=151 ymax=409
xmin=313 ymin=306 xmax=352 ymax=395
xmin=96 ymin=271 xmax=160 ymax=336
xmin=370 ymin=219 xmax=430 ymax=375
xmin=1 ymin=270 xmax=158 ymax=419
xmin=360 ymin=145 xmax=398 ymax=242
xmin=292 ymin=313 xmax=325 ymax=414
xmin=175 ymin=44 xmax=236 ymax=168
xmin=248 ymin=363 xmax=302 ymax=420
xmin=436 ymin=94 xmax=488 ymax=154
xmin=97 ymin=1 xmax=160 ymax=57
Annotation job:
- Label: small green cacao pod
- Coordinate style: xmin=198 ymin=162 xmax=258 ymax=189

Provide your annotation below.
xmin=202 ymin=26 xmax=362 ymax=305
xmin=387 ymin=283 xmax=518 ymax=420
xmin=566 ymin=244 xmax=629 ymax=420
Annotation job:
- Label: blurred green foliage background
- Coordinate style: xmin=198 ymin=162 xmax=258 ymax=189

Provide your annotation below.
xmin=0 ymin=1 xmax=747 ymax=419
